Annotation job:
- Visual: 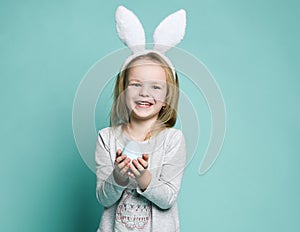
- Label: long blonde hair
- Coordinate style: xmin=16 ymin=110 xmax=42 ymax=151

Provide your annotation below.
xmin=110 ymin=52 xmax=179 ymax=134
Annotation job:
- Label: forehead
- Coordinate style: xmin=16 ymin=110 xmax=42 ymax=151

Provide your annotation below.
xmin=128 ymin=59 xmax=167 ymax=82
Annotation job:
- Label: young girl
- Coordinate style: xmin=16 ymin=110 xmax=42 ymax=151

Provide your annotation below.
xmin=95 ymin=6 xmax=187 ymax=232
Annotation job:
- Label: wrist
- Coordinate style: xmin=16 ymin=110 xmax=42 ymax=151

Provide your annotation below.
xmin=137 ymin=170 xmax=152 ymax=191
xmin=113 ymin=169 xmax=129 ymax=186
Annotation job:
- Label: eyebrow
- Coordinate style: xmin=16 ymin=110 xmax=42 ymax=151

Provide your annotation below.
xmin=128 ymin=79 xmax=142 ymax=83
xmin=128 ymin=79 xmax=165 ymax=85
xmin=151 ymin=81 xmax=164 ymax=84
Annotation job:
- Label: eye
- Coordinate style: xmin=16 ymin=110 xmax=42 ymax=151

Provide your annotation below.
xmin=152 ymin=85 xmax=161 ymax=90
xmin=129 ymin=82 xmax=142 ymax=87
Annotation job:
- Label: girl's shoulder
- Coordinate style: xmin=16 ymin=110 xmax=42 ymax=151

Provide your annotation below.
xmin=154 ymin=128 xmax=185 ymax=153
xmin=97 ymin=125 xmax=122 ymax=138
xmin=162 ymin=127 xmax=183 ymax=135
xmin=156 ymin=127 xmax=185 ymax=142
xmin=98 ymin=126 xmax=112 ymax=134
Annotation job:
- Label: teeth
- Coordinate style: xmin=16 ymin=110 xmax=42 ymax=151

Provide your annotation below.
xmin=137 ymin=101 xmax=151 ymax=106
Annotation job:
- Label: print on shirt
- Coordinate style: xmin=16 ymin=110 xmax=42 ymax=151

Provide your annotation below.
xmin=116 ymin=189 xmax=151 ymax=230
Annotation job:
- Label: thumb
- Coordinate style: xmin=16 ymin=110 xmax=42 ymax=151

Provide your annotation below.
xmin=142 ymin=154 xmax=149 ymax=161
xmin=116 ymin=149 xmax=122 ymax=157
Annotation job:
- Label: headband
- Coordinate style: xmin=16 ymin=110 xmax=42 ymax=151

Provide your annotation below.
xmin=115 ymin=6 xmax=186 ymax=76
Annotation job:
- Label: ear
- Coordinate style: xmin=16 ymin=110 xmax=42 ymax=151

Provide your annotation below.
xmin=115 ymin=6 xmax=146 ymax=53
xmin=162 ymin=103 xmax=167 ymax=108
xmin=153 ymin=9 xmax=186 ymax=53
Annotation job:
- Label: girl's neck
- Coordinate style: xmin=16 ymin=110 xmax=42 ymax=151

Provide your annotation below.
xmin=125 ymin=118 xmax=156 ymax=141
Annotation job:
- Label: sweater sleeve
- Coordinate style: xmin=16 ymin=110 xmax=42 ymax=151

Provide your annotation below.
xmin=137 ymin=130 xmax=187 ymax=210
xmin=95 ymin=129 xmax=127 ymax=208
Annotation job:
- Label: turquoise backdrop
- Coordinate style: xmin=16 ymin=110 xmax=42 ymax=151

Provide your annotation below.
xmin=1 ymin=0 xmax=299 ymax=231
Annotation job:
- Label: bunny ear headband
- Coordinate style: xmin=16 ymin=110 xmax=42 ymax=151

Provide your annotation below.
xmin=115 ymin=5 xmax=186 ymax=76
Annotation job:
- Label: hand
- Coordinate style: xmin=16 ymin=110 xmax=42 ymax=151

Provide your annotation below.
xmin=128 ymin=154 xmax=151 ymax=191
xmin=113 ymin=149 xmax=131 ymax=186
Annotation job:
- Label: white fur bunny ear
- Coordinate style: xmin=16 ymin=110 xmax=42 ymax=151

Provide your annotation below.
xmin=153 ymin=9 xmax=186 ymax=53
xmin=115 ymin=6 xmax=146 ymax=53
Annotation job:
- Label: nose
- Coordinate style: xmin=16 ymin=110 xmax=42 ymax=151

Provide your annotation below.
xmin=139 ymin=85 xmax=150 ymax=97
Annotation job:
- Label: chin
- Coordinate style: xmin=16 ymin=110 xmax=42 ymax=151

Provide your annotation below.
xmin=130 ymin=109 xmax=159 ymax=121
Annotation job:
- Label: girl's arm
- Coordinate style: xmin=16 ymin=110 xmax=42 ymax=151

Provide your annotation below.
xmin=137 ymin=130 xmax=187 ymax=210
xmin=95 ymin=129 xmax=128 ymax=208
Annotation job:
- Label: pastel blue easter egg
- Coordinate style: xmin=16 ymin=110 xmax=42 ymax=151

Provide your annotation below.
xmin=122 ymin=141 xmax=142 ymax=161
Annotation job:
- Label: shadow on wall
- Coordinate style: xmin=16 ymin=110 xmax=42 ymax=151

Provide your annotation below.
xmin=74 ymin=178 xmax=103 ymax=232
xmin=75 ymin=202 xmax=103 ymax=231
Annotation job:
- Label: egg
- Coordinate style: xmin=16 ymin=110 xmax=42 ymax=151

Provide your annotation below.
xmin=122 ymin=140 xmax=142 ymax=162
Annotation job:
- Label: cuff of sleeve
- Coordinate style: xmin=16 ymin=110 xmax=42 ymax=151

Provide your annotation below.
xmin=136 ymin=176 xmax=160 ymax=197
xmin=106 ymin=172 xmax=128 ymax=191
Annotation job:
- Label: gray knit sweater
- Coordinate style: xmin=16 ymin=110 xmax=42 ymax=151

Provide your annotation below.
xmin=95 ymin=126 xmax=186 ymax=232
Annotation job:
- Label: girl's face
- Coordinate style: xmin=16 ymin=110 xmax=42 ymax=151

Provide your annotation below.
xmin=125 ymin=59 xmax=167 ymax=122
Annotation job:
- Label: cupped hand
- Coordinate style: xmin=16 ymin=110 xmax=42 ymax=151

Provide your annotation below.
xmin=113 ymin=149 xmax=131 ymax=185
xmin=128 ymin=154 xmax=151 ymax=191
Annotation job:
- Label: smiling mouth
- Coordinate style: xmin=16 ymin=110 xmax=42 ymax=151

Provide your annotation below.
xmin=135 ymin=101 xmax=153 ymax=108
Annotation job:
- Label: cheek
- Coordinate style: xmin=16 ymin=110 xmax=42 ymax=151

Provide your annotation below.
xmin=126 ymin=88 xmax=137 ymax=100
xmin=155 ymin=89 xmax=167 ymax=103
xmin=125 ymin=88 xmax=136 ymax=107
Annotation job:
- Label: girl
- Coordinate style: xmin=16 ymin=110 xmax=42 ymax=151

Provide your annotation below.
xmin=95 ymin=6 xmax=187 ymax=232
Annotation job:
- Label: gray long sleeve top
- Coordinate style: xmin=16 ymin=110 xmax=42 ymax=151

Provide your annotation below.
xmin=95 ymin=126 xmax=186 ymax=232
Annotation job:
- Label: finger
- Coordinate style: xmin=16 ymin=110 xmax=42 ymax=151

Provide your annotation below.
xmin=116 ymin=155 xmax=127 ymax=164
xmin=120 ymin=163 xmax=130 ymax=175
xmin=137 ymin=157 xmax=148 ymax=169
xmin=127 ymin=171 xmax=135 ymax=179
xmin=115 ymin=149 xmax=122 ymax=161
xmin=129 ymin=163 xmax=140 ymax=176
xmin=118 ymin=158 xmax=130 ymax=170
xmin=132 ymin=159 xmax=144 ymax=172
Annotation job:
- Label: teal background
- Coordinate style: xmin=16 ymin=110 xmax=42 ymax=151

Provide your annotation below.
xmin=1 ymin=0 xmax=299 ymax=231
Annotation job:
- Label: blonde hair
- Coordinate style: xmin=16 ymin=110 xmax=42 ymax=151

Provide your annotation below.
xmin=110 ymin=52 xmax=179 ymax=134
